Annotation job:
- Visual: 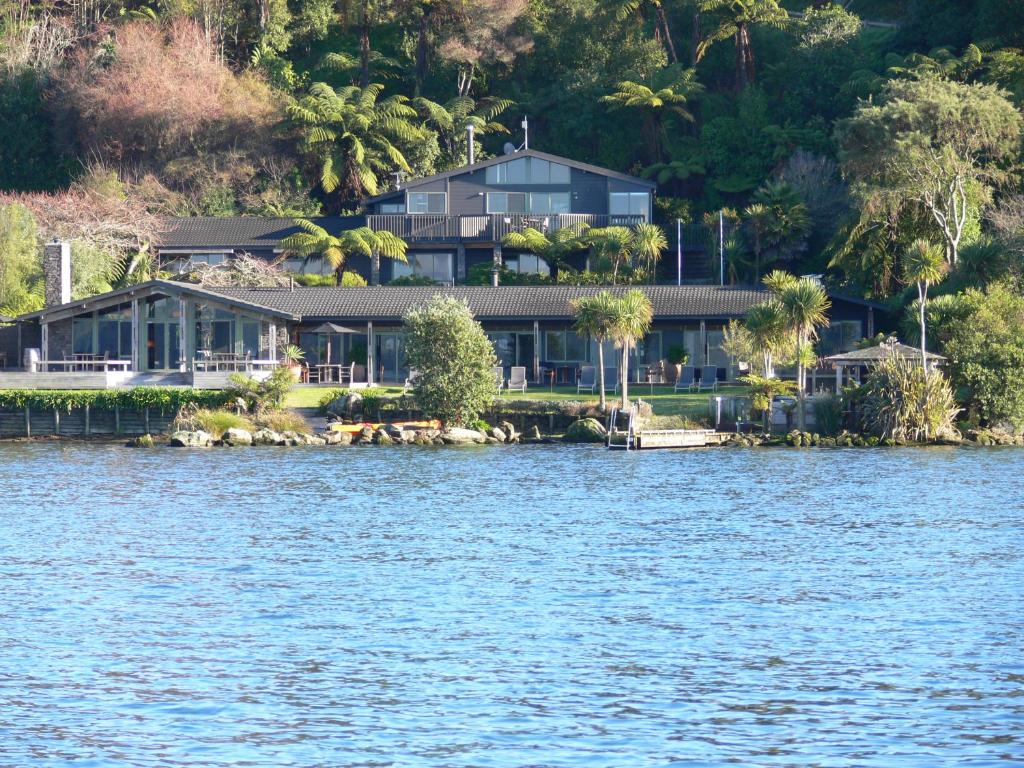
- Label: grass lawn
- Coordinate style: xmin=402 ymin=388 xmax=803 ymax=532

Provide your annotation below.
xmin=285 ymin=383 xmax=748 ymax=419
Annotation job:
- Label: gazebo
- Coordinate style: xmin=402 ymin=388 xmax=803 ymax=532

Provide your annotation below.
xmin=824 ymin=336 xmax=946 ymax=393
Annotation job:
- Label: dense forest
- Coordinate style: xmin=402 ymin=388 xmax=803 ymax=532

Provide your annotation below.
xmin=1 ymin=0 xmax=1023 ymax=307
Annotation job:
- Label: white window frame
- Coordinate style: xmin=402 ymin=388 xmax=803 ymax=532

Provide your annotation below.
xmin=486 ymin=192 xmax=529 ymax=214
xmin=609 ymin=192 xmax=650 ymax=221
xmin=486 ymin=157 xmax=571 ymax=185
xmin=393 ymin=252 xmax=454 ymax=284
xmin=407 ymin=191 xmax=447 ymax=214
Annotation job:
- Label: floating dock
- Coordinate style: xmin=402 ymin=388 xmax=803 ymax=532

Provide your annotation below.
xmin=607 ymin=428 xmax=732 ymax=450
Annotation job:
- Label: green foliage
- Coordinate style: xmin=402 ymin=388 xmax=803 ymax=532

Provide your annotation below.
xmin=812 ymin=393 xmax=845 ymax=437
xmin=740 ymin=373 xmax=796 ymax=416
xmin=180 ymin=407 xmax=255 ymax=439
xmin=282 ymin=218 xmax=406 ymax=278
xmin=389 ymin=274 xmax=438 ymax=286
xmin=939 ymin=281 xmax=1024 ymax=431
xmin=402 ymin=295 xmax=498 ymax=426
xmin=666 ymin=345 xmax=688 ymax=365
xmin=281 ymin=344 xmax=304 ymax=363
xmin=0 ymin=388 xmax=231 ymax=414
xmin=258 ymin=409 xmax=311 ymax=434
xmin=226 ymin=367 xmax=294 ymax=414
xmin=0 ymin=70 xmax=69 ymax=191
xmin=0 ymin=203 xmax=42 ymax=315
xmin=858 ymin=356 xmax=960 ymax=441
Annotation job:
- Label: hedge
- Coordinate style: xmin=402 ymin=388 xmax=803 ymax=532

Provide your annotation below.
xmin=0 ymin=388 xmax=234 ymax=413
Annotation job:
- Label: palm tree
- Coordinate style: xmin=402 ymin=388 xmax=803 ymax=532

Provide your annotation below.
xmin=744 ymin=299 xmax=789 ymax=377
xmin=902 ymin=239 xmax=948 ymax=375
xmin=630 ymin=222 xmax=668 ymax=283
xmin=696 ymin=0 xmax=789 ymax=91
xmin=611 ymin=289 xmax=654 ymax=409
xmin=287 ymin=82 xmax=424 ymax=206
xmin=601 ymin=65 xmax=704 ymax=164
xmin=502 ymin=224 xmax=592 ymax=279
xmin=282 ymin=219 xmax=407 ymax=282
xmin=571 ymin=291 xmax=619 ymax=410
xmin=762 ymin=268 xmax=798 ymax=296
xmin=778 ymin=277 xmax=831 ymax=429
xmin=589 ymin=226 xmax=635 ymax=284
xmin=742 ymin=202 xmax=773 ymax=282
xmin=412 ymin=95 xmax=514 ymax=169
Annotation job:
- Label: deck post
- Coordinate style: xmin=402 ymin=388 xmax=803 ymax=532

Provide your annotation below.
xmin=867 ymin=307 xmax=875 ymax=338
xmin=492 ymin=245 xmax=502 ymax=287
xmin=178 ymin=297 xmax=187 ymax=371
xmin=40 ymin=323 xmax=48 ymax=363
xmin=131 ymin=299 xmax=140 ymax=373
xmin=370 ymin=249 xmax=380 ymax=286
xmin=366 ymin=321 xmax=374 ymax=385
xmin=533 ymin=320 xmax=540 ymax=383
xmin=144 ymin=407 xmax=150 ymax=435
xmin=114 ymin=405 xmax=120 ymax=435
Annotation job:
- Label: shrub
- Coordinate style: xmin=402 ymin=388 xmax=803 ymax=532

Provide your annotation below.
xmin=859 ymin=357 xmax=960 ymax=442
xmin=812 ymin=393 xmax=845 ymax=436
xmin=403 ymin=295 xmax=498 ymax=427
xmin=389 ymin=274 xmax=438 ymax=286
xmin=186 ymin=408 xmax=254 ymax=439
xmin=226 ymin=367 xmax=294 ymax=415
xmin=259 ymin=409 xmax=311 ymax=434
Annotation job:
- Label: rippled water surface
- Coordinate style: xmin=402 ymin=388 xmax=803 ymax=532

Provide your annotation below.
xmin=1 ymin=442 xmax=1022 ymax=767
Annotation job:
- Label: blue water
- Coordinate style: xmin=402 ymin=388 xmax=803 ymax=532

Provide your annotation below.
xmin=0 ymin=443 xmax=1022 ymax=767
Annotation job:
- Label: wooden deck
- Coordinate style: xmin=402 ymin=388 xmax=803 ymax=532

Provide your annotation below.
xmin=0 ymin=370 xmax=134 ymax=390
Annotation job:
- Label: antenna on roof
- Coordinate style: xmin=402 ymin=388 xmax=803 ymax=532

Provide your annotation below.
xmin=519 ymin=116 xmax=529 ymax=151
xmin=392 ymin=170 xmax=404 ymax=190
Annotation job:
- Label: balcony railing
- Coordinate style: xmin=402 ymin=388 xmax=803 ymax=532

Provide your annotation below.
xmin=366 ymin=213 xmax=647 ymax=243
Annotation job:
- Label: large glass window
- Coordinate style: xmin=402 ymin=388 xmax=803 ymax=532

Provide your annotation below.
xmin=486 ymin=192 xmax=528 ymax=214
xmin=241 ymin=321 xmax=261 ymax=358
xmin=609 ymin=192 xmax=650 ymax=220
xmin=72 ymin=318 xmax=93 ymax=355
xmin=530 ymin=192 xmax=570 ymax=214
xmin=392 ymin=252 xmax=454 ymax=283
xmin=486 ymin=157 xmax=570 ymax=185
xmin=504 ymin=254 xmax=550 ymax=276
xmin=632 ymin=331 xmax=662 ymax=365
xmin=407 ymin=192 xmax=446 ymax=214
xmin=380 ymin=202 xmax=406 ymax=214
xmin=545 ymin=330 xmax=587 ymax=361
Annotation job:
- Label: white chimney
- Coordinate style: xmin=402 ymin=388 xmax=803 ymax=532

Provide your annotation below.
xmin=467 ymin=122 xmax=476 ymax=165
xmin=44 ymin=240 xmax=71 ymax=307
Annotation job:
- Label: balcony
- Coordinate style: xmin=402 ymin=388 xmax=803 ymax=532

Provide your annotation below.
xmin=366 ymin=213 xmax=647 ymax=244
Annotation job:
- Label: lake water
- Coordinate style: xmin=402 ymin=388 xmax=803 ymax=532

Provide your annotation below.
xmin=0 ymin=442 xmax=1022 ymax=767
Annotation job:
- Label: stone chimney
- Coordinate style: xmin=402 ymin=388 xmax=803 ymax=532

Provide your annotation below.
xmin=44 ymin=240 xmax=71 ymax=307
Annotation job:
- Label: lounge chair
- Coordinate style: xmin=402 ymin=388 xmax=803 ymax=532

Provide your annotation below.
xmin=493 ymin=365 xmax=505 ymax=391
xmin=577 ymin=365 xmax=596 ymax=394
xmin=508 ymin=366 xmax=527 ymax=393
xmin=698 ymin=365 xmax=719 ymax=392
xmin=674 ymin=365 xmax=696 ymax=392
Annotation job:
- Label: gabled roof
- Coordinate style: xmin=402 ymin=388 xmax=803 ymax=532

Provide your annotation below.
xmin=157 ymin=216 xmax=365 ymax=250
xmin=17 ymin=280 xmax=300 ymax=323
xmin=198 ymin=285 xmax=769 ymax=322
xmin=365 ymin=149 xmax=657 ymax=203
xmin=825 ymin=339 xmax=946 ymax=364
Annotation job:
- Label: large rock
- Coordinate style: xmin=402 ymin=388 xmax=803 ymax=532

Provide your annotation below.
xmin=373 ymin=427 xmax=394 ymax=445
xmin=222 ymin=427 xmax=253 ymax=446
xmin=128 ymin=434 xmax=155 ymax=448
xmin=441 ymin=427 xmax=487 ymax=444
xmin=563 ymin=418 xmax=607 ymax=443
xmin=252 ymin=428 xmax=284 ymax=446
xmin=488 ymin=426 xmax=507 ymax=442
xmin=353 ymin=426 xmax=375 ymax=444
xmin=169 ymin=430 xmax=212 ymax=448
xmin=498 ymin=421 xmax=518 ymax=443
xmin=526 ymin=425 xmax=542 ymax=440
xmin=324 ymin=430 xmax=353 ymax=446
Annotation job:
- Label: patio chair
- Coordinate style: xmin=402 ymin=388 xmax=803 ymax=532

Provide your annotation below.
xmin=698 ymin=365 xmax=719 ymax=392
xmin=508 ymin=366 xmax=527 ymax=393
xmin=493 ymin=365 xmax=505 ymax=391
xmin=577 ymin=365 xmax=596 ymax=395
xmin=403 ymin=369 xmax=420 ymax=393
xmin=305 ymin=363 xmax=320 ymax=384
xmin=674 ymin=365 xmax=696 ymax=392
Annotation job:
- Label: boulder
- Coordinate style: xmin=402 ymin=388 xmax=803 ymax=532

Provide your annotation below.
xmin=563 ymin=418 xmax=607 ymax=443
xmin=354 ymin=426 xmax=375 ymax=444
xmin=222 ymin=427 xmax=253 ymax=446
xmin=498 ymin=421 xmax=518 ymax=442
xmin=441 ymin=427 xmax=487 ymax=444
xmin=373 ymin=428 xmax=394 ymax=445
xmin=281 ymin=430 xmax=302 ymax=446
xmin=488 ymin=426 xmax=507 ymax=442
xmin=305 ymin=434 xmax=327 ymax=446
xmin=526 ymin=425 xmax=542 ymax=440
xmin=324 ymin=430 xmax=353 ymax=446
xmin=169 ymin=430 xmax=212 ymax=448
xmin=128 ymin=434 xmax=155 ymax=448
xmin=252 ymin=428 xmax=284 ymax=446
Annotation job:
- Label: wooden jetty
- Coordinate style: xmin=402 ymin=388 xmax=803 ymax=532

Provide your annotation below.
xmin=607 ymin=428 xmax=732 ymax=450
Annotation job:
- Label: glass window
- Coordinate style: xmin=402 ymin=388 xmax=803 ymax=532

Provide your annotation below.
xmin=549 ymin=162 xmax=570 ymax=183
xmin=633 ymin=331 xmax=662 ymax=365
xmin=415 ymin=252 xmax=453 ymax=283
xmin=211 ymin=321 xmax=234 ymax=353
xmin=505 ymin=254 xmax=550 ymax=276
xmin=486 ymin=158 xmax=571 ymax=185
xmin=407 ymin=192 xmax=446 ymax=214
xmin=545 ymin=330 xmax=587 ymax=361
xmin=72 ymin=317 xmax=93 ymax=355
xmin=530 ymin=192 xmax=570 ymax=214
xmin=380 ymin=202 xmax=406 ymax=214
xmin=487 ymin=192 xmax=528 ymax=214
xmin=242 ymin=321 xmax=261 ymax=357
xmin=818 ymin=321 xmax=862 ymax=355
xmin=609 ymin=192 xmax=650 ymax=220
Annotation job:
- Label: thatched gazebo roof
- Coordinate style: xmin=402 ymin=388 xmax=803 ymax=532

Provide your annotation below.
xmin=824 ymin=336 xmax=946 ymax=367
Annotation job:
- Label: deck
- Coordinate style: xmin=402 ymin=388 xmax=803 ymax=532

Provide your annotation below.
xmin=608 ymin=428 xmax=731 ymax=450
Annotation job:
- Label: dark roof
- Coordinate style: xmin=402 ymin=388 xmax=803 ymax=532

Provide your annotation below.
xmin=365 ymin=149 xmax=657 ymax=203
xmin=157 ymin=216 xmax=365 ymax=251
xmin=200 ymin=285 xmax=770 ymax=322
xmin=17 ymin=280 xmax=300 ymax=322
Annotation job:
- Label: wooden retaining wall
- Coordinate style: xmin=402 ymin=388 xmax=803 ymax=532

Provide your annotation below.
xmin=0 ymin=407 xmax=176 ymax=438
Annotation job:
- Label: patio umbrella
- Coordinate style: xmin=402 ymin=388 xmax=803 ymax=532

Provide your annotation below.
xmin=309 ymin=322 xmax=357 ymax=364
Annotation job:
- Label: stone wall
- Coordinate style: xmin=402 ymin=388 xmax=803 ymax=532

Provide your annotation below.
xmin=46 ymin=318 xmax=73 ymax=360
xmin=43 ymin=241 xmax=71 ymax=308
